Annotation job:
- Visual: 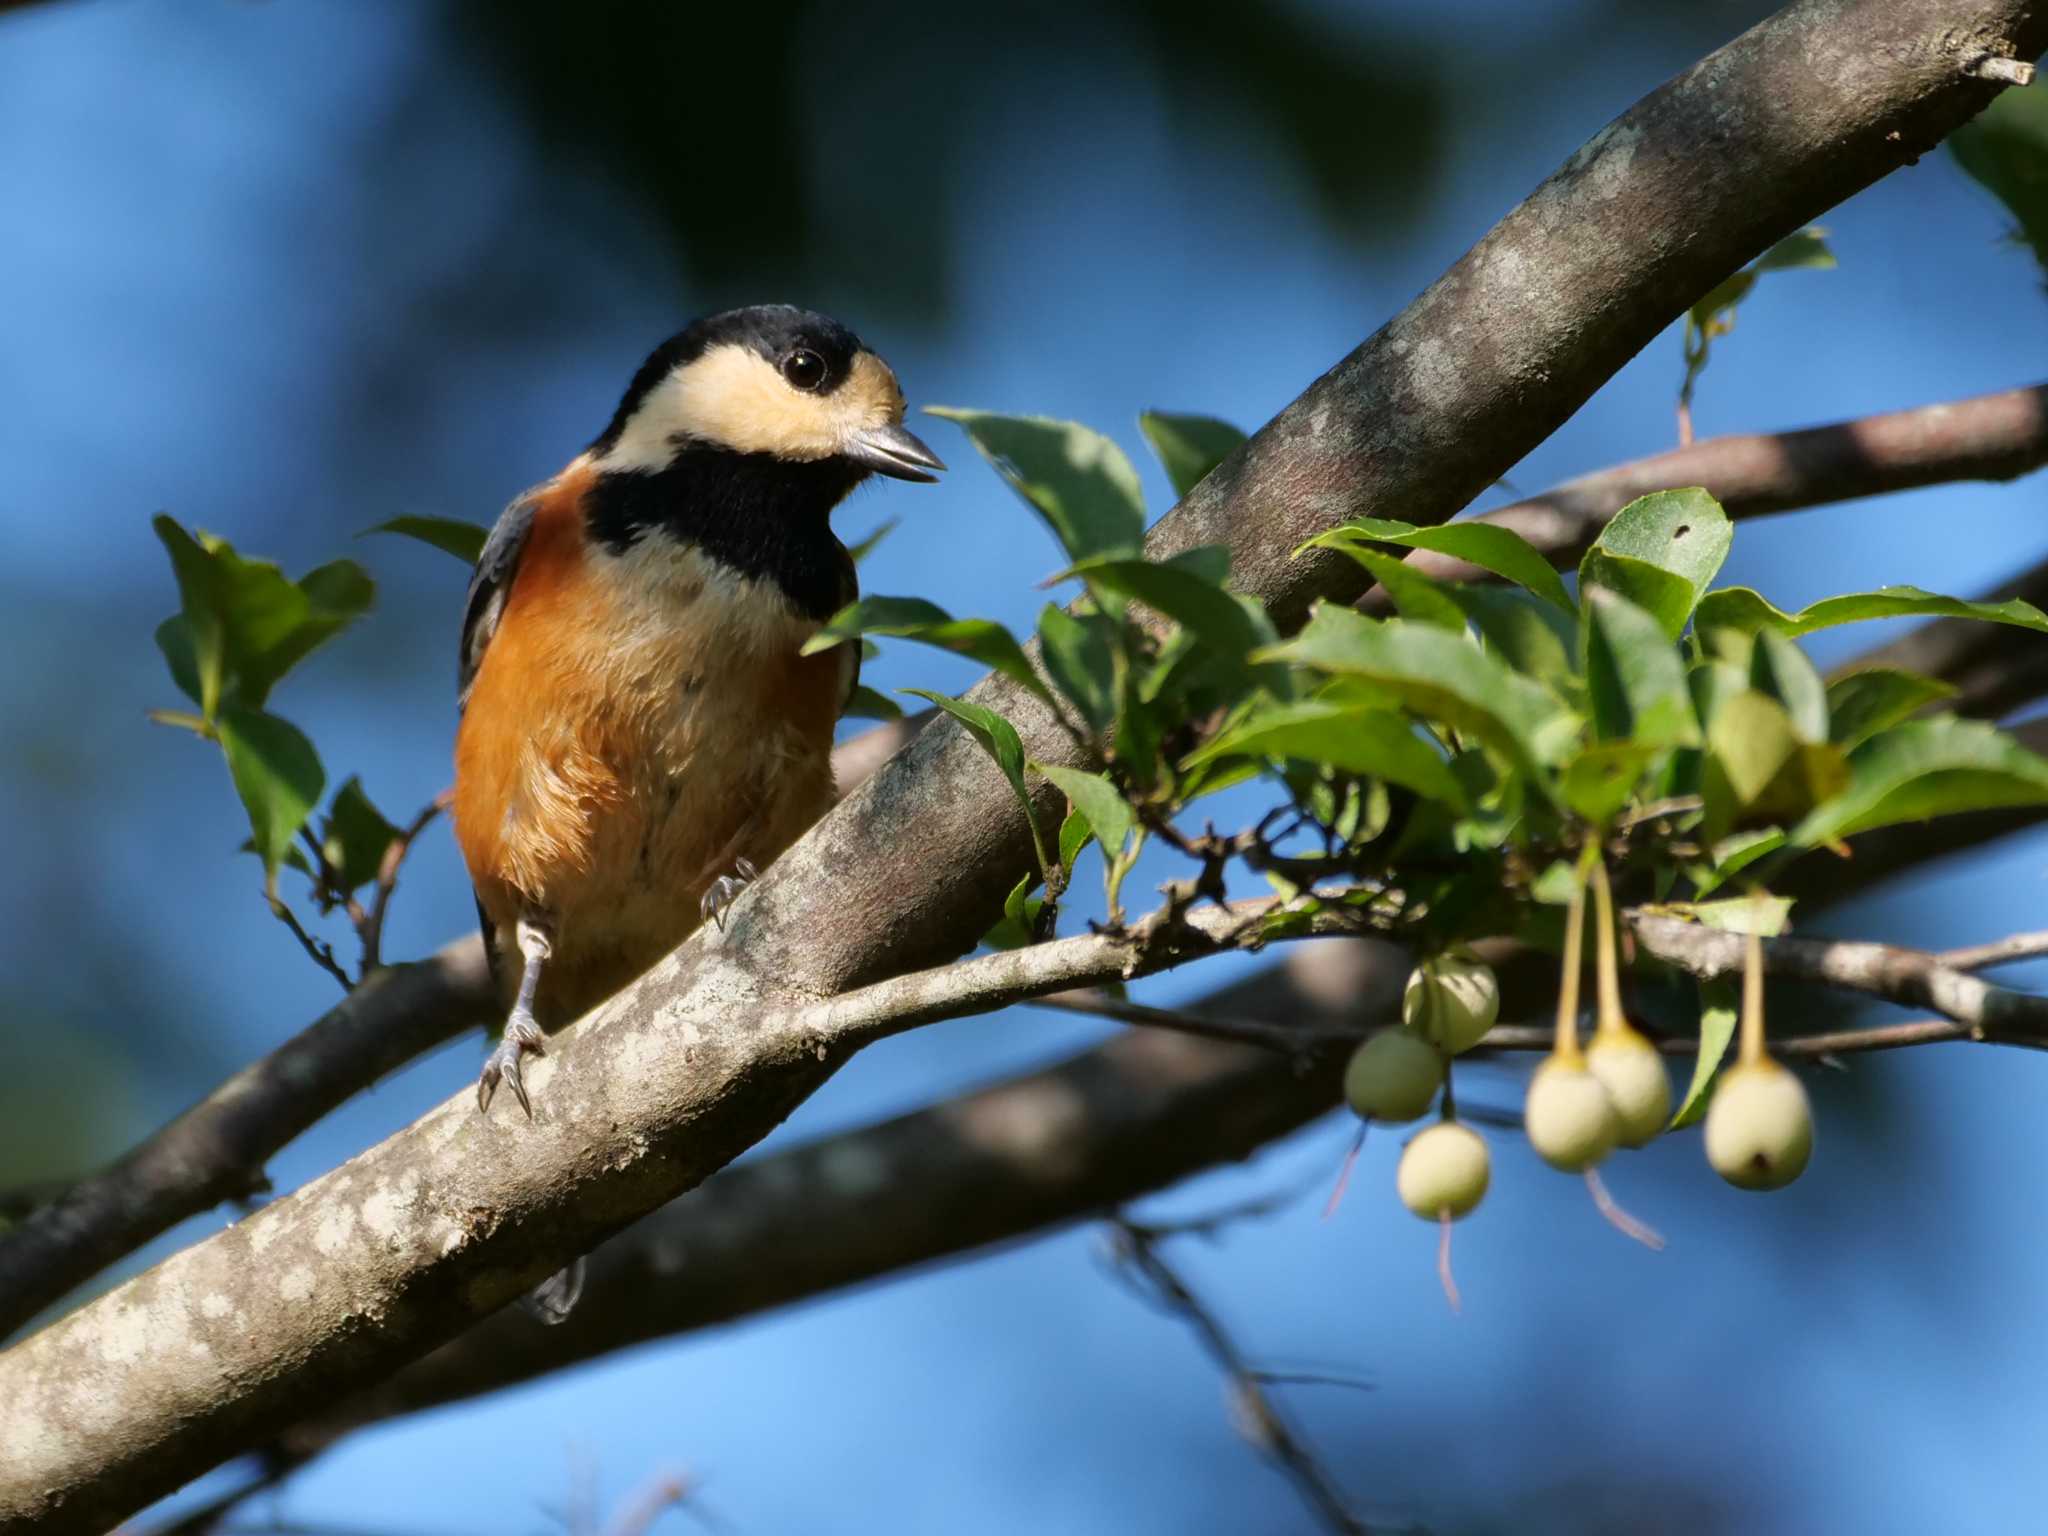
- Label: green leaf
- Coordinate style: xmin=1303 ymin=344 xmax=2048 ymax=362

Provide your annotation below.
xmin=1675 ymin=895 xmax=1794 ymax=936
xmin=1950 ymin=83 xmax=2048 ymax=278
xmin=1701 ymin=690 xmax=1849 ymax=840
xmin=1581 ymin=586 xmax=1699 ymax=748
xmin=903 ymin=688 xmax=1048 ymax=877
xmin=1258 ymin=605 xmax=1575 ymax=788
xmin=1058 ymin=807 xmax=1093 ymax=875
xmin=846 ymin=516 xmax=900 ymax=566
xmin=1695 ymin=584 xmax=2048 ymax=640
xmin=1058 ymin=548 xmax=1273 ymax=667
xmin=364 ymin=516 xmax=489 ymax=565
xmin=980 ymin=872 xmax=1043 ymax=951
xmin=153 ymin=516 xmax=228 ymax=721
xmin=1033 ymin=763 xmax=1136 ymax=857
xmin=1303 ymin=543 xmax=1468 ymax=630
xmin=805 ymin=597 xmax=1051 ymax=704
xmin=842 ymin=685 xmax=903 ymax=721
xmin=1457 ymin=587 xmax=1580 ymax=695
xmin=927 ymin=409 xmax=1146 ymax=562
xmin=1560 ymin=741 xmax=1660 ymax=826
xmin=1670 ymin=977 xmax=1738 ymax=1129
xmin=1578 ymin=489 xmax=1732 ymax=638
xmin=1754 ymin=228 xmax=1838 ymax=275
xmin=1037 ymin=604 xmax=1117 ymax=733
xmin=155 ymin=519 xmax=376 ymax=712
xmin=1825 ymin=669 xmax=1955 ymax=751
xmin=1791 ymin=716 xmax=2048 ymax=846
xmin=319 ymin=776 xmax=401 ymax=893
xmin=1184 ymin=700 xmax=1467 ymax=808
xmin=1137 ymin=411 xmax=1246 ymax=499
xmin=1748 ymin=628 xmax=1828 ymax=742
xmin=1303 ymin=517 xmax=1572 ymax=612
xmin=216 ymin=706 xmax=325 ymax=891
xmin=1683 ymin=230 xmax=1834 ymax=409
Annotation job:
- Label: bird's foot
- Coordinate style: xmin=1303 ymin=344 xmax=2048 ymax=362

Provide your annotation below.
xmin=478 ymin=1013 xmax=545 ymax=1118
xmin=700 ymin=856 xmax=759 ymax=931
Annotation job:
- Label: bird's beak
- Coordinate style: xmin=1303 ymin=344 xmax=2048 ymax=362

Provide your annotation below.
xmin=843 ymin=422 xmax=946 ymax=482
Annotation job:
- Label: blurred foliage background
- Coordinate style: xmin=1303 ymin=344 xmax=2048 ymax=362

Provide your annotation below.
xmin=4 ymin=1 xmax=2047 ymax=1532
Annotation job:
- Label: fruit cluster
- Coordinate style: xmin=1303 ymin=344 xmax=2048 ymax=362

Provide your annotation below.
xmin=1343 ymin=863 xmax=1816 ymax=1234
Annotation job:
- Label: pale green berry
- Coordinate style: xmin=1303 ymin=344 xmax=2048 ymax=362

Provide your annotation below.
xmin=1524 ymin=1055 xmax=1619 ymax=1171
xmin=1402 ymin=949 xmax=1501 ymax=1056
xmin=1704 ymin=1058 xmax=1813 ymax=1191
xmin=1586 ymin=1026 xmax=1672 ymax=1149
xmin=1397 ymin=1121 xmax=1490 ymax=1220
xmin=1343 ymin=1029 xmax=1445 ymax=1124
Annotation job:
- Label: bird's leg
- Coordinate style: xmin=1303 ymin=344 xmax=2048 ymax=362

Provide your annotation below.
xmin=699 ymin=855 xmax=759 ymax=931
xmin=478 ymin=914 xmax=553 ymax=1117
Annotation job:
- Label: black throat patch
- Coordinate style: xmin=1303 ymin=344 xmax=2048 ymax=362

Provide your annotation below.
xmin=584 ymin=449 xmax=862 ymax=621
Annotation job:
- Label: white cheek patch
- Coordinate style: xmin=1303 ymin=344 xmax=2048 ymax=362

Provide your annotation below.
xmin=598 ymin=344 xmax=907 ymax=471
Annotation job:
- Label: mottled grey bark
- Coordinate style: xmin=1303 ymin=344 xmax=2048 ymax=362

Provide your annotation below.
xmin=4 ymin=1 xmax=2043 ymax=1528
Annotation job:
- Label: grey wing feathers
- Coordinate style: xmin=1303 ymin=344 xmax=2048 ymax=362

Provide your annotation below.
xmin=458 ymin=490 xmax=539 ymax=712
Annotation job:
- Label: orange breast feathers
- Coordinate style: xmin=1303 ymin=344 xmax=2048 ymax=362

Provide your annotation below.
xmin=452 ymin=467 xmax=844 ymax=1013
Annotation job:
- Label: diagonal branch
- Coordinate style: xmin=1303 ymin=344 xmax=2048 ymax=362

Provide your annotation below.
xmin=7 ymin=3 xmax=2043 ymax=1527
xmin=1364 ymin=383 xmax=2048 ymax=608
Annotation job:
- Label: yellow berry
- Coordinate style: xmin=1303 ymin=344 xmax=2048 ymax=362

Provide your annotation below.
xmin=1585 ymin=1027 xmax=1672 ymax=1148
xmin=1402 ymin=949 xmax=1501 ymax=1056
xmin=1343 ymin=1029 xmax=1445 ymax=1124
xmin=1704 ymin=1057 xmax=1813 ymax=1191
xmin=1397 ymin=1122 xmax=1490 ymax=1220
xmin=1524 ymin=1055 xmax=1619 ymax=1171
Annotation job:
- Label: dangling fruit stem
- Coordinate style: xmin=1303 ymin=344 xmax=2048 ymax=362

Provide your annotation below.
xmin=1553 ymin=865 xmax=1589 ymax=1063
xmin=1590 ymin=860 xmax=1624 ymax=1034
xmin=1740 ymin=924 xmax=1767 ymax=1067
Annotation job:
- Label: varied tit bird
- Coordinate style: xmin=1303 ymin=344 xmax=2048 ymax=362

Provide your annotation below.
xmin=453 ymin=304 xmax=944 ymax=1116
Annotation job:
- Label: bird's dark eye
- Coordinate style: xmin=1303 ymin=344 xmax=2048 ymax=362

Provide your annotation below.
xmin=782 ymin=348 xmax=827 ymax=392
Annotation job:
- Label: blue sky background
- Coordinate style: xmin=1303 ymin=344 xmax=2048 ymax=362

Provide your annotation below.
xmin=3 ymin=2 xmax=2046 ymax=1532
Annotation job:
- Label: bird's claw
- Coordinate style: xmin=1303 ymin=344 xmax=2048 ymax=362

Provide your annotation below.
xmin=700 ymin=856 xmax=759 ymax=931
xmin=478 ymin=1016 xmax=545 ymax=1117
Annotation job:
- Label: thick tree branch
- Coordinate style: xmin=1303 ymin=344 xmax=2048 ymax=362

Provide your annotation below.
xmin=1364 ymin=383 xmax=2048 ymax=606
xmin=8 ymin=4 xmax=2042 ymax=1527
xmin=0 ymin=734 xmax=903 ymax=1345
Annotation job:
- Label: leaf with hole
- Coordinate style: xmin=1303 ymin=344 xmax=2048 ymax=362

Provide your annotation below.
xmin=1579 ymin=489 xmax=1731 ymax=637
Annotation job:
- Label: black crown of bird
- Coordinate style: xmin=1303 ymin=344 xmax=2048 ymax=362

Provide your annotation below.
xmin=452 ymin=304 xmax=944 ymax=1119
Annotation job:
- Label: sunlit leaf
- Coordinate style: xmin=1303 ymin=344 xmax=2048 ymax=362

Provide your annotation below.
xmin=1185 ymin=700 xmax=1467 ymax=807
xmin=1034 ymin=762 xmax=1136 ymax=857
xmin=1578 ymin=489 xmax=1732 ymax=638
xmin=1138 ymin=411 xmax=1246 ymax=499
xmin=364 ymin=516 xmax=489 ymax=565
xmin=1694 ymin=584 xmax=2048 ymax=640
xmin=217 ymin=706 xmax=325 ymax=892
xmin=1305 ymin=543 xmax=1467 ymax=630
xmin=928 ymin=408 xmax=1146 ymax=562
xmin=903 ymin=688 xmax=1047 ymax=876
xmin=1791 ymin=716 xmax=2048 ymax=845
xmin=1303 ymin=516 xmax=1572 ymax=612
xmin=1700 ymin=690 xmax=1848 ymax=840
xmin=1560 ymin=741 xmax=1659 ymax=826
xmin=806 ymin=596 xmax=1051 ymax=704
xmin=1581 ymin=586 xmax=1699 ymax=748
xmin=1670 ymin=977 xmax=1738 ymax=1129
xmin=1825 ymin=669 xmax=1955 ymax=751
xmin=1748 ymin=627 xmax=1828 ymax=743
xmin=1059 ymin=547 xmax=1274 ymax=668
xmin=1457 ymin=587 xmax=1579 ymax=697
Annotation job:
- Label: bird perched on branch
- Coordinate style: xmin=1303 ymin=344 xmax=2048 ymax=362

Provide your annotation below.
xmin=453 ymin=305 xmax=944 ymax=1115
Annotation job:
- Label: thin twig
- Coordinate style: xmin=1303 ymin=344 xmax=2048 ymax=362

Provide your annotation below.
xmin=1107 ymin=1216 xmax=1375 ymax=1536
xmin=267 ymin=898 xmax=352 ymax=995
xmin=356 ymin=791 xmax=451 ymax=977
xmin=1939 ymin=930 xmax=2048 ymax=972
